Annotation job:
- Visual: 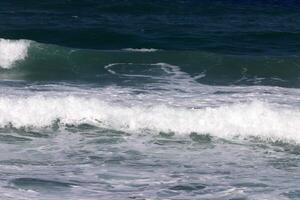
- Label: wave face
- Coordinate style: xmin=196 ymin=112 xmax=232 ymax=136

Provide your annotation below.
xmin=0 ymin=39 xmax=300 ymax=87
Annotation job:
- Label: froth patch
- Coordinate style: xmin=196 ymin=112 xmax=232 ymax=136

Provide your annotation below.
xmin=0 ymin=38 xmax=30 ymax=69
xmin=122 ymin=48 xmax=158 ymax=52
xmin=0 ymin=96 xmax=299 ymax=142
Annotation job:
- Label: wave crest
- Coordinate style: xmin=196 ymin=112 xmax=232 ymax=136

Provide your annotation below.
xmin=0 ymin=38 xmax=31 ymax=69
xmin=0 ymin=96 xmax=299 ymax=142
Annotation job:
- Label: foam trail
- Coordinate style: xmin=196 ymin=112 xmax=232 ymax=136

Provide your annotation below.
xmin=0 ymin=38 xmax=30 ymax=69
xmin=122 ymin=48 xmax=158 ymax=52
xmin=0 ymin=96 xmax=299 ymax=142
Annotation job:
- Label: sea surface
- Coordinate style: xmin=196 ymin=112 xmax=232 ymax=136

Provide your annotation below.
xmin=0 ymin=1 xmax=300 ymax=199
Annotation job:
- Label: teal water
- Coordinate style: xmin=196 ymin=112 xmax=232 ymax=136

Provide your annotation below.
xmin=0 ymin=40 xmax=299 ymax=87
xmin=1 ymin=1 xmax=300 ymax=199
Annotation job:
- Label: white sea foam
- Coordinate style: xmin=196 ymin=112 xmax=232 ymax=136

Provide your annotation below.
xmin=122 ymin=48 xmax=158 ymax=52
xmin=0 ymin=38 xmax=30 ymax=69
xmin=0 ymin=95 xmax=299 ymax=142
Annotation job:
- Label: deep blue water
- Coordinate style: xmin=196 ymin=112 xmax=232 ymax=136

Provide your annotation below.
xmin=1 ymin=0 xmax=300 ymax=54
xmin=0 ymin=1 xmax=300 ymax=200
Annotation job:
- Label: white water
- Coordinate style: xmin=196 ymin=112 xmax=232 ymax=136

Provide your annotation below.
xmin=0 ymin=94 xmax=299 ymax=142
xmin=1 ymin=59 xmax=299 ymax=142
xmin=0 ymin=38 xmax=30 ymax=69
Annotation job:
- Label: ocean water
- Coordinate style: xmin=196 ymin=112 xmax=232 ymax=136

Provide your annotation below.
xmin=1 ymin=1 xmax=300 ymax=199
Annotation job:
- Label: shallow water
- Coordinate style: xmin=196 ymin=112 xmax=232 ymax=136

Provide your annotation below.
xmin=1 ymin=127 xmax=300 ymax=200
xmin=0 ymin=81 xmax=299 ymax=199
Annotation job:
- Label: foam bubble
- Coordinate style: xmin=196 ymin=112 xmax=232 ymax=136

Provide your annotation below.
xmin=0 ymin=38 xmax=30 ymax=69
xmin=122 ymin=48 xmax=158 ymax=52
xmin=0 ymin=95 xmax=299 ymax=142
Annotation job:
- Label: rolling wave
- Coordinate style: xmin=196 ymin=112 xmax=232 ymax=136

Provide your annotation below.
xmin=0 ymin=38 xmax=300 ymax=87
xmin=0 ymin=95 xmax=299 ymax=143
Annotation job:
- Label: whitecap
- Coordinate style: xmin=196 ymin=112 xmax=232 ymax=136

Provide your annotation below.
xmin=122 ymin=48 xmax=158 ymax=52
xmin=0 ymin=38 xmax=31 ymax=69
xmin=0 ymin=95 xmax=299 ymax=143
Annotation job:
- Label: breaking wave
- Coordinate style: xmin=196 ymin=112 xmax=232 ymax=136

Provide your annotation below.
xmin=0 ymin=38 xmax=30 ymax=69
xmin=0 ymin=95 xmax=299 ymax=142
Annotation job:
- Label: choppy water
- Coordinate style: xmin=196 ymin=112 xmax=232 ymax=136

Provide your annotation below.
xmin=1 ymin=1 xmax=300 ymax=199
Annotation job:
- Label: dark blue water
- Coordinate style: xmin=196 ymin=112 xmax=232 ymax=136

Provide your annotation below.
xmin=1 ymin=1 xmax=300 ymax=200
xmin=1 ymin=0 xmax=300 ymax=54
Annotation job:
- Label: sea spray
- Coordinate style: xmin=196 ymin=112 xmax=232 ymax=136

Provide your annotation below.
xmin=0 ymin=39 xmax=30 ymax=69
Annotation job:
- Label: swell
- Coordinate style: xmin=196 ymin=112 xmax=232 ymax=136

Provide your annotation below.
xmin=2 ymin=1 xmax=300 ymax=54
xmin=0 ymin=39 xmax=300 ymax=87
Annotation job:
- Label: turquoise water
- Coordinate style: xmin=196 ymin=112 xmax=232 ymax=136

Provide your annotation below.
xmin=1 ymin=1 xmax=300 ymax=199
